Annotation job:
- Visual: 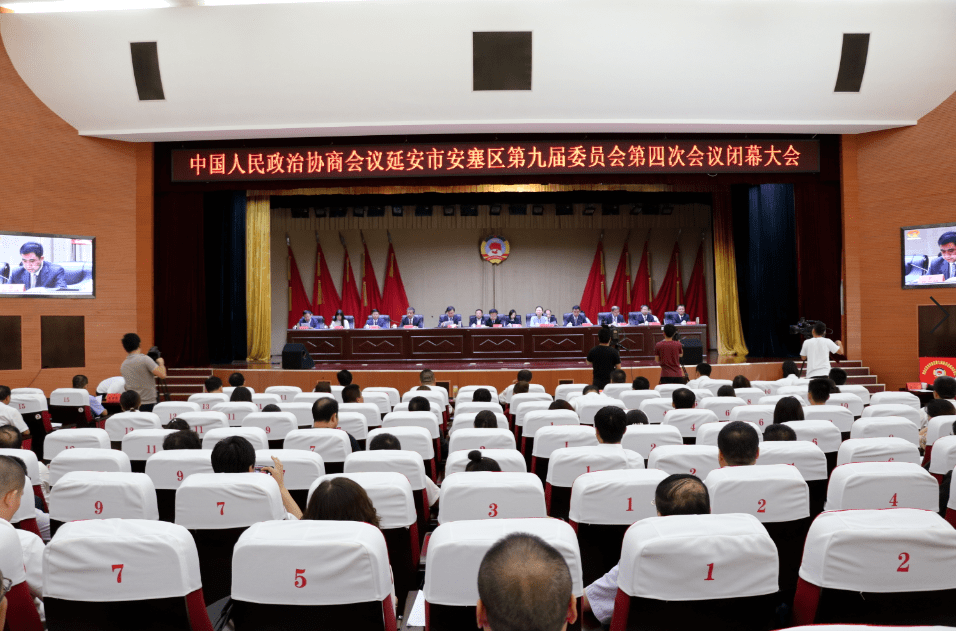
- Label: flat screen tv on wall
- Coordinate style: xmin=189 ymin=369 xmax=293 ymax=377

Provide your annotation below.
xmin=0 ymin=232 xmax=95 ymax=297
xmin=902 ymin=223 xmax=956 ymax=289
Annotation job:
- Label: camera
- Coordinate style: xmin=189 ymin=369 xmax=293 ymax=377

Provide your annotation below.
xmin=147 ymin=346 xmax=161 ymax=362
xmin=788 ymin=318 xmax=821 ymax=339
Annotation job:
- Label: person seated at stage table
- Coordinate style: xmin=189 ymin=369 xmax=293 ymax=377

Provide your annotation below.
xmin=364 ymin=309 xmax=387 ymax=329
xmin=672 ymin=304 xmax=692 ymax=325
xmin=528 ymin=306 xmax=550 ymax=327
xmin=470 ymin=309 xmax=486 ymax=328
xmin=601 ymin=306 xmax=627 ymax=326
xmin=632 ymin=376 xmax=650 ymax=390
xmin=342 ymin=384 xmax=363 ymax=403
xmin=506 ymin=310 xmax=521 ymax=327
xmin=544 ymin=309 xmax=558 ymax=325
xmin=565 ymin=305 xmax=592 ymax=327
xmin=329 ymin=309 xmax=351 ymax=329
xmin=772 ymin=396 xmax=805 ymax=424
xmin=485 ymin=309 xmax=507 ymax=327
xmin=400 ymin=307 xmax=424 ymax=328
xmin=631 ymin=305 xmax=659 ymax=326
xmin=296 ymin=309 xmax=322 ymax=329
xmin=731 ymin=375 xmax=751 ymax=389
xmin=777 ymin=360 xmax=802 ymax=385
xmin=438 ymin=306 xmax=462 ymax=328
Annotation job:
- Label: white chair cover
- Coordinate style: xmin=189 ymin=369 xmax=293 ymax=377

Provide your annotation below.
xmin=391 ymin=402 xmax=442 ymax=419
xmin=364 ymin=387 xmax=400 ymax=408
xmin=0 ymin=520 xmax=27 ymax=589
xmin=344 ymin=450 xmax=427 ymax=491
xmin=449 ymin=413 xmax=508 ymax=434
xmin=50 ymin=448 xmax=131 ymax=485
xmin=699 ymin=379 xmax=734 ymax=397
xmin=282 ymin=429 xmax=352 ymax=463
xmin=448 ymin=428 xmax=516 ymax=452
xmin=335 ymin=411 xmax=369 ymax=441
xmin=696 ymin=421 xmax=763 ymax=447
xmin=254 ymin=449 xmax=324 ymax=491
xmin=621 ymin=424 xmax=683 ymax=458
xmin=362 ymin=391 xmax=392 ymax=415
xmin=309 ymin=472 xmax=415 ymax=529
xmin=862 ymin=404 xmax=921 ymax=427
xmin=509 ymin=393 xmax=554 ymax=416
xmin=869 ymin=391 xmax=921 ymax=410
xmin=749 ymin=381 xmax=779 ymax=396
xmin=340 ymin=403 xmax=382 ymax=429
xmin=646 ymin=444 xmax=720 ymax=479
xmin=569 ymin=469 xmax=669 ymax=525
xmin=105 ymin=412 xmax=163 ymax=441
xmin=601 ymin=384 xmax=631 ymax=399
xmin=784 ymin=420 xmax=843 ymax=453
xmin=43 ymin=519 xmax=202 ymax=601
xmin=241 ymin=412 xmax=297 ymax=441
xmin=212 ymin=402 xmax=259 ymax=427
xmin=383 ymin=411 xmax=440 ymax=438
xmin=577 ymin=396 xmax=626 ymax=426
xmin=12 ymin=478 xmax=34 ymax=524
xmin=122 ymin=429 xmax=176 ymax=462
xmin=619 ymin=390 xmax=662 ymax=409
xmin=728 ymin=405 xmax=776 ymax=432
xmin=232 ymin=520 xmax=391 ymax=605
xmin=733 ymin=388 xmax=768 ymax=406
xmin=756 ymin=441 xmax=828 ymax=481
xmin=522 ymin=410 xmax=580 ymax=439
xmin=9 ymin=393 xmax=47 ymax=415
xmin=513 ymin=401 xmax=551 ymax=428
xmin=555 ymin=384 xmax=589 ymax=401
xmin=0 ymin=448 xmax=39 ymax=482
xmin=444 ymin=449 xmax=527 ymax=475
xmin=438 ymin=471 xmax=547 ymax=523
xmin=366 ymin=426 xmax=435 ymax=460
xmin=152 ymin=402 xmax=201 ymax=425
xmin=455 ymin=402 xmax=504 ymax=417
xmin=799 ymin=509 xmax=956 ymax=592
xmin=223 ymin=386 xmax=255 ymax=396
xmin=704 ymin=464 xmax=809 ymax=522
xmin=175 ymin=411 xmax=229 ymax=436
xmin=837 ymin=437 xmax=922 ymax=466
xmin=251 ymin=394 xmax=281 ymax=411
xmin=292 ymin=392 xmax=335 ymax=404
xmin=760 ymin=394 xmax=808 ymax=407
xmin=276 ymin=402 xmax=314 ymax=428
xmin=44 ymin=428 xmax=110 ymax=460
xmin=546 ymin=445 xmax=644 ymax=487
xmin=187 ymin=393 xmax=228 ymax=411
xmin=145 ymin=449 xmax=215 ymax=489
xmin=925 ymin=414 xmax=956 ymax=446
xmin=330 ymin=386 xmax=345 ymax=404
xmin=804 ymin=405 xmax=856 ymax=433
xmin=174 ymin=472 xmax=285 ymax=529
xmin=826 ymin=462 xmax=938 ymax=511
xmin=689 ymin=389 xmax=715 ymax=402
xmin=851 ymin=416 xmax=920 ymax=446
xmin=264 ymin=386 xmax=302 ymax=402
xmin=663 ymin=409 xmax=720 ymax=439
xmin=654 ymin=384 xmax=685 ymax=396
xmin=50 ymin=388 xmax=92 ymax=409
xmin=639 ymin=399 xmax=674 ymax=424
xmin=50 ymin=471 xmax=159 ymax=522
xmin=827 ymin=393 xmax=865 ymax=417
xmin=458 ymin=385 xmax=499 ymax=399
xmin=929 ymin=435 xmax=956 ymax=474
xmin=201 ymin=427 xmax=269 ymax=451
xmin=837 ymin=384 xmax=871 ymax=405
xmin=697 ymin=397 xmax=748 ymax=420
xmin=12 ymin=387 xmax=45 ymax=397
xmin=401 ymin=389 xmax=445 ymax=411
xmin=531 ymin=426 xmax=600 ymax=458
xmin=778 ymin=385 xmax=809 ymax=398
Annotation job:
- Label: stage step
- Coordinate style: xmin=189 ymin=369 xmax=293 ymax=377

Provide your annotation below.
xmin=165 ymin=368 xmax=213 ymax=401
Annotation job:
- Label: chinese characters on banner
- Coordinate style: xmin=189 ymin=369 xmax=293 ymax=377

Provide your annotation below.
xmin=173 ymin=140 xmax=819 ymax=182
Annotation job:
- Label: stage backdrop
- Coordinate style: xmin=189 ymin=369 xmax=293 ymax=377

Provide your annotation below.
xmin=268 ymin=204 xmax=715 ymax=358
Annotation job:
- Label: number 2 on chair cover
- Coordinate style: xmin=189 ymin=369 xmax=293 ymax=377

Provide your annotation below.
xmin=705 ymin=563 xmax=715 ymax=580
xmin=217 ymin=501 xmax=225 ymax=515
xmin=897 ymin=552 xmax=910 ymax=572
xmin=295 ymin=569 xmax=307 ymax=588
xmin=757 ymin=499 xmax=766 ymax=513
xmin=112 ymin=564 xmax=124 ymax=583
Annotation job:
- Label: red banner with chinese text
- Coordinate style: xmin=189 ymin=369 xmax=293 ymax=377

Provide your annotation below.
xmin=380 ymin=244 xmax=409 ymax=324
xmin=606 ymin=243 xmax=632 ymax=315
xmin=172 ymin=140 xmax=820 ymax=182
xmin=580 ymin=240 xmax=607 ymax=323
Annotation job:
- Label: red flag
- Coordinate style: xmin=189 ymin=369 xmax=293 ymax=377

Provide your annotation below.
xmin=380 ymin=243 xmax=409 ymax=323
xmin=287 ymin=245 xmax=312 ymax=329
xmin=684 ymin=242 xmax=707 ymax=325
xmin=579 ymin=239 xmax=607 ymax=322
xmin=651 ymin=242 xmax=682 ymax=316
xmin=312 ymin=240 xmax=340 ymax=324
xmin=606 ymin=242 xmax=632 ymax=314
xmin=361 ymin=240 xmax=383 ymax=313
xmin=339 ymin=246 xmax=362 ymax=321
xmin=631 ymin=242 xmax=652 ymax=312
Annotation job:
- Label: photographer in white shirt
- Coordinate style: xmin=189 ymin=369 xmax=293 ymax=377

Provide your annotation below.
xmin=799 ymin=321 xmax=844 ymax=379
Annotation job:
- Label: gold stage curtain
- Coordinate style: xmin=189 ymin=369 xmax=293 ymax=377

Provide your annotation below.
xmin=712 ymin=192 xmax=749 ymax=356
xmin=246 ymin=194 xmax=271 ymax=362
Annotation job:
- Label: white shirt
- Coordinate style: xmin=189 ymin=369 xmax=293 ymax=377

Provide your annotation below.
xmin=572 ymin=391 xmax=615 ymax=413
xmin=920 ymin=398 xmax=956 ymax=430
xmin=595 ymin=443 xmax=645 ymax=469
xmin=423 ymin=476 xmax=441 ymax=507
xmin=777 ymin=374 xmax=802 ymax=385
xmin=0 ymin=401 xmax=28 ymax=432
xmin=799 ymin=336 xmax=839 ymax=378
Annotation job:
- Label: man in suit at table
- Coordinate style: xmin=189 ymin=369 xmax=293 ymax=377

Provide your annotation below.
xmin=296 ymin=310 xmax=321 ymax=329
xmin=672 ymin=304 xmax=692 ymax=325
xmin=632 ymin=305 xmax=659 ymax=325
xmin=8 ymin=242 xmax=66 ymax=289
xmin=485 ymin=308 xmax=507 ymax=327
xmin=565 ymin=305 xmax=592 ymax=327
xmin=927 ymin=231 xmax=956 ymax=280
xmin=400 ymin=307 xmax=424 ymax=328
xmin=438 ymin=306 xmax=462 ymax=328
xmin=601 ymin=306 xmax=627 ymax=326
xmin=364 ymin=308 xmax=388 ymax=328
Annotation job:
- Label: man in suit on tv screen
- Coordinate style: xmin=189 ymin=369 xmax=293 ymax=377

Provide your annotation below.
xmin=927 ymin=231 xmax=956 ymax=281
xmin=9 ymin=242 xmax=66 ymax=289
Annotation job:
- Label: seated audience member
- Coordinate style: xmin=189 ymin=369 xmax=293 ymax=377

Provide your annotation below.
xmin=296 ymin=310 xmax=321 ymax=329
xmin=261 ymin=404 xmax=282 ymax=413
xmin=407 ymin=396 xmax=431 ymax=414
xmin=400 ymin=307 xmax=422 ymax=328
xmin=204 ymin=376 xmax=223 ymax=393
xmin=631 ymin=376 xmax=650 ymax=391
xmin=329 ymin=309 xmax=350 ymax=329
xmin=593 ymin=407 xmax=643 ymax=468
xmin=828 ymin=368 xmax=848 ymax=387
xmin=0 ymin=386 xmax=29 ymax=437
xmin=230 ymin=387 xmax=253 ymax=403
xmin=544 ymin=309 xmax=558 ymax=325
xmin=672 ymin=388 xmax=696 ymax=410
xmin=549 ymin=400 xmax=574 ymax=412
xmin=731 ymin=375 xmax=751 ymax=389
xmin=472 ymin=309 xmax=486 ymax=328
xmin=0 ymin=569 xmax=7 ymax=628
xmin=633 ymin=305 xmax=659 ymax=326
xmin=228 ymin=372 xmax=245 ymax=389
xmin=936 ymin=412 xmax=956 ymax=515
xmin=162 ymin=430 xmax=202 ymax=450
xmin=583 ymin=474 xmax=710 ymax=626
xmin=342 ymin=384 xmax=363 ymax=404
xmin=478 ymin=533 xmax=577 ymax=631
xmin=499 ymin=370 xmax=533 ymax=405
xmin=512 ymin=381 xmax=530 ymax=397
xmin=211 ymin=436 xmax=301 ymax=518
xmin=921 ymin=376 xmax=956 ymax=429
xmin=807 ymin=379 xmax=832 ymax=406
xmin=773 ymin=397 xmax=805 ymax=424
xmin=0 ymin=426 xmax=49 ymax=510
xmin=364 ymin=309 xmax=387 ymax=329
xmin=473 ymin=410 xmax=498 ymax=429
xmin=337 ymin=370 xmax=353 ymax=387
xmin=717 ymin=421 xmax=760 ymax=467
xmin=165 ymin=418 xmax=190 ymax=431
xmin=485 ymin=309 xmax=506 ymax=327
xmin=687 ymin=362 xmax=713 ymax=390
xmin=312 ymin=398 xmax=362 ymax=452
xmin=604 ymin=305 xmax=627 ymax=327
xmin=779 ymin=360 xmax=801 ymax=384
xmin=763 ymin=424 xmax=797 ymax=442
xmin=625 ymin=410 xmax=648 ymax=426
xmin=716 ymin=385 xmax=736 ymax=397
xmin=921 ymin=398 xmax=956 ymax=449
xmin=0 ymin=455 xmax=45 ymax=605
xmin=120 ymin=390 xmax=142 ymax=412
xmin=466 ymin=450 xmax=501 ymax=472
xmin=565 ymin=305 xmax=592 ymax=327
xmin=506 ymin=310 xmax=521 ymax=326
xmin=303 ymin=477 xmax=381 ymax=527
xmin=439 ymin=306 xmax=461 ymax=329
xmin=571 ymin=385 xmax=602 ymax=413
xmin=472 ymin=389 xmax=493 ymax=403
xmin=609 ymin=370 xmax=627 ymax=385
xmin=313 ymin=382 xmax=332 ymax=394
xmin=368 ymin=432 xmax=440 ymax=506
xmin=72 ymin=374 xmax=106 ymax=419
xmin=529 ymin=306 xmax=549 ymax=327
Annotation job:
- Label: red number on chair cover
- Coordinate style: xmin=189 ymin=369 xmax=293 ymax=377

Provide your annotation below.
xmin=201 ymin=404 xmax=210 ymax=410
xmin=889 ymin=493 xmax=898 ymax=507
xmin=841 ymin=403 xmax=849 ymax=409
xmin=812 ymin=438 xmax=818 ymax=445
xmin=888 ymin=457 xmax=895 ymax=462
xmin=112 ymin=564 xmax=124 ymax=583
xmin=64 ymin=397 xmax=70 ymax=403
xmin=309 ymin=446 xmax=315 ymax=451
xmin=265 ymin=426 xmax=271 ymax=434
xmin=176 ymin=470 xmax=184 ymax=481
xmin=217 ymin=501 xmax=225 ymax=516
xmin=626 ymin=497 xmax=633 ymax=512
xmin=725 ymin=410 xmax=731 ymax=417
xmin=170 ymin=413 xmax=177 ymax=419
xmin=758 ymin=419 xmax=764 ymax=426
xmin=705 ymin=563 xmax=715 ymax=580
xmin=690 ymin=424 xmax=696 ymax=432
xmin=295 ymin=569 xmax=307 ymax=588
xmin=125 ymin=427 xmax=133 ymax=434
xmin=689 ymin=468 xmax=697 ymax=475
xmin=757 ymin=499 xmax=766 ymax=513
xmin=564 ymin=442 xmax=569 ymax=448
xmin=480 ymin=446 xmax=485 ymax=449
xmin=146 ymin=445 xmax=156 ymax=454
xmin=897 ymin=552 xmax=910 ymax=572
xmin=65 ymin=446 xmax=75 ymax=450
xmin=888 ymin=434 xmax=894 ymax=438
xmin=650 ymin=443 xmax=657 ymax=450
xmin=227 ymin=413 xmax=236 ymax=421
xmin=586 ymin=466 xmax=591 ymax=473
xmin=550 ymin=422 xmax=554 ymax=426
xmin=94 ymin=501 xmax=103 ymax=515
xmin=489 ymin=503 xmax=498 ymax=517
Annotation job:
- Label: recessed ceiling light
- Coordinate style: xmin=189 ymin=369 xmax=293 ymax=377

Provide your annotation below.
xmin=2 ymin=0 xmax=169 ymax=12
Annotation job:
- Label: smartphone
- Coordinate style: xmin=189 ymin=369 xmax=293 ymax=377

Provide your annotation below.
xmin=253 ymin=465 xmax=271 ymax=475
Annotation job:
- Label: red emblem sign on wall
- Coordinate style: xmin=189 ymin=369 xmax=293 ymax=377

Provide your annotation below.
xmin=480 ymin=237 xmax=510 ymax=265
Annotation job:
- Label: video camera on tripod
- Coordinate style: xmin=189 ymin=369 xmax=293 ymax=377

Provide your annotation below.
xmin=789 ymin=317 xmax=823 ymax=339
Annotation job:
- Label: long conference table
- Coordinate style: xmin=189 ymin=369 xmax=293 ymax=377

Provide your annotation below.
xmin=287 ymin=325 xmax=708 ymax=363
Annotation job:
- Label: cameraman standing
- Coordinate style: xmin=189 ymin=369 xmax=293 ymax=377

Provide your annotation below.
xmin=799 ymin=322 xmax=844 ymax=378
xmin=120 ymin=333 xmax=166 ymax=412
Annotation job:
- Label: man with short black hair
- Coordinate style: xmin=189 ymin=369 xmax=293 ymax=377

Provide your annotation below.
xmin=10 ymin=241 xmax=66 ymax=289
xmin=687 ymin=362 xmax=713 ymax=390
xmin=312 ymin=398 xmax=361 ymax=452
xmin=631 ymin=376 xmax=650 ymax=390
xmin=204 ymin=376 xmax=223 ymax=393
xmin=336 ymin=370 xmax=353 ymax=387
xmin=400 ymin=307 xmax=423 ymax=328
xmin=471 ymin=389 xmax=491 ymax=403
xmin=120 ymin=333 xmax=166 ymax=412
xmin=408 ymin=396 xmax=431 ymax=413
xmin=571 ymin=384 xmax=604 ymax=413
xmin=587 ymin=327 xmax=621 ymax=390
xmin=162 ymin=430 xmax=202 ymax=450
xmin=369 ymin=433 xmax=401 ymax=451
xmin=119 ymin=390 xmax=141 ymax=412
xmin=297 ymin=310 xmax=321 ymax=329
xmin=565 ymin=305 xmax=592 ymax=327
xmin=474 ymin=410 xmax=498 ymax=429
xmin=72 ymin=374 xmax=106 ymax=418
xmin=920 ymin=375 xmax=956 ymax=430
xmin=633 ymin=304 xmax=658 ymax=326
xmin=365 ymin=309 xmax=388 ymax=329
xmin=477 ymin=533 xmax=577 ymax=631
xmin=673 ymin=304 xmax=692 ymax=325
xmin=625 ymin=410 xmax=648 ymax=425
xmin=593 ymin=406 xmax=643 ymax=468
xmin=261 ymin=404 xmax=282 ymax=413
xmin=210 ymin=436 xmax=302 ymax=519
xmin=763 ymin=424 xmax=797 ymax=442
xmin=603 ymin=306 xmax=627 ymax=326
xmin=807 ymin=379 xmax=832 ymax=405
xmin=609 ymin=369 xmax=627 ymax=384
xmin=485 ymin=309 xmax=507 ymax=327
xmin=228 ymin=372 xmax=245 ymax=388
xmin=828 ymin=368 xmax=848 ymax=387
xmin=513 ymin=381 xmax=530 ymax=396
xmin=716 ymin=385 xmax=735 ymax=397
xmin=928 ymin=231 xmax=956 ymax=280
xmin=800 ymin=322 xmax=844 ymax=378
xmin=717 ymin=421 xmax=760 ymax=467
xmin=0 ymin=386 xmax=29 ymax=437
xmin=0 ymin=454 xmax=45 ymax=607
xmin=438 ymin=306 xmax=462 ymax=328
xmin=672 ymin=388 xmax=696 ymax=410
xmin=342 ymin=384 xmax=363 ymax=404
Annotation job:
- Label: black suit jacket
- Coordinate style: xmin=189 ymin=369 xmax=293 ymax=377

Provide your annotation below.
xmin=929 ymin=257 xmax=956 ymax=279
xmin=400 ymin=315 xmax=424 ymax=328
xmin=602 ymin=314 xmax=627 ymax=325
xmin=9 ymin=262 xmax=66 ymax=289
xmin=486 ymin=316 xmax=506 ymax=326
xmin=438 ymin=314 xmax=462 ymax=327
xmin=674 ymin=314 xmax=691 ymax=324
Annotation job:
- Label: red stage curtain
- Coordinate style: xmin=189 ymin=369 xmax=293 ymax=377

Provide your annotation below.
xmin=606 ymin=243 xmax=632 ymax=313
xmin=380 ymin=243 xmax=409 ymax=323
xmin=631 ymin=241 xmax=652 ymax=311
xmin=361 ymin=240 xmax=383 ymax=313
xmin=287 ymin=245 xmax=312 ymax=329
xmin=579 ymin=239 xmax=607 ymax=322
xmin=312 ymin=240 xmax=341 ymax=324
xmin=651 ymin=243 xmax=682 ymax=317
xmin=684 ymin=242 xmax=707 ymax=325
xmin=340 ymin=246 xmax=362 ymax=321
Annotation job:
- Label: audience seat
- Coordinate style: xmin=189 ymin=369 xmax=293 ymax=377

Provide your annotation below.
xmin=761 ymin=393 xmax=808 ymax=407
xmin=11 ymin=477 xmax=39 ymax=537
xmin=382 ymin=411 xmax=441 ymax=462
xmin=366 ymin=426 xmax=436 ymax=481
xmin=457 ymin=385 xmax=499 ymax=401
xmin=11 ymin=387 xmax=44 ymax=396
xmin=577 ymin=397 xmax=626 ymax=426
xmin=423 ymin=518 xmax=582 ymax=631
xmin=733 ymin=387 xmax=767 ymax=405
xmin=793 ymin=508 xmax=956 ymax=626
xmin=145 ymin=450 xmax=214 ymax=522
xmin=861 ymin=404 xmax=921 ymax=427
xmin=201 ymin=427 xmax=269 ymax=452
xmin=509 ymin=392 xmax=554 ymax=425
xmin=610 ymin=513 xmax=779 ymax=631
xmin=619 ymin=390 xmax=661 ymax=410
xmin=850 ymin=416 xmax=919 ymax=446
xmin=212 ymin=401 xmax=259 ymax=427
xmin=344 ymin=450 xmax=431 ymax=541
xmin=804 ymin=405 xmax=856 ymax=440
xmin=331 ymin=385 xmax=346 ymax=404
xmin=176 ymin=411 xmax=229 ymax=437
xmin=105 ymin=411 xmax=163 ymax=449
xmin=837 ymin=437 xmax=921 ymax=467
xmin=263 ymin=386 xmax=301 ymax=402
xmin=363 ymin=387 xmax=400 ymax=409
xmin=438 ymin=471 xmax=546 ymax=523
xmin=241 ymin=412 xmax=298 ymax=448
xmin=697 ymin=379 xmax=734 ymax=397
xmin=447 ymin=428 xmax=516 ymax=452
xmin=621 ymin=424 xmax=683 ymax=467
xmin=728 ymin=405 xmax=776 ymax=433
xmin=187 ymin=393 xmax=228 ymax=411
xmin=546 ymin=445 xmax=643 ymax=519
xmin=602 ymin=384 xmax=631 ymax=399
xmin=449 ymin=412 xmax=508 ymax=434
xmin=50 ymin=387 xmax=94 ymax=427
xmin=401 ymin=389 xmax=445 ymax=413
xmin=50 ymin=448 xmax=131 ymax=486
xmin=152 ymin=401 xmax=202 ymax=425
xmin=646 ymin=444 xmax=720 ymax=479
xmin=43 ymin=519 xmax=213 ymax=631
xmin=43 ymin=427 xmax=110 ymax=463
xmin=9 ymin=392 xmax=52 ymax=459
xmin=778 ymin=385 xmax=809 ymax=399
xmin=837 ymin=384 xmax=872 ymax=405
xmin=756 ymin=441 xmax=829 ymax=517
xmin=923 ymin=413 xmax=956 ymax=465
xmin=639 ymin=398 xmax=674 ymax=424
xmin=869 ymin=391 xmax=921 ymax=410
xmin=223 ymin=386 xmax=256 ymax=397
xmin=569 ymin=469 xmax=669 ymax=585
xmin=688 ymin=389 xmax=715 ymax=403
xmin=250 ymin=393 xmax=281 ymax=412
xmin=391 ymin=401 xmax=442 ymax=423
xmin=282 ymin=429 xmax=352 ymax=474
xmin=121 ymin=428 xmax=176 ymax=473
xmin=928 ymin=435 xmax=956 ymax=482
xmin=826 ymin=461 xmax=937 ymax=511
xmin=530 ymin=425 xmax=600 ymax=484
xmin=254 ymin=449 xmax=324 ymax=511
xmin=663 ymin=409 xmax=720 ymax=444
xmin=555 ymin=383 xmax=589 ymax=401
xmin=749 ymin=381 xmax=779 ymax=396
xmin=0 ymin=447 xmax=45 ymax=509
xmin=513 ymin=400 xmax=552 ymax=439
xmin=292 ymin=392 xmax=335 ymax=405
xmin=275 ymin=402 xmax=314 ymax=428
xmin=654 ymin=384 xmax=684 ymax=397
xmin=341 ymin=402 xmax=383 ymax=430
xmin=49 ymin=471 xmax=159 ymax=536
xmin=521 ymin=409 xmax=580 ymax=456
xmin=695 ymin=421 xmax=762 ymax=447
xmin=945 ymin=474 xmax=956 ymax=527
xmin=827 ymin=393 xmax=865 ymax=418
xmin=335 ymin=411 xmax=369 ymax=449
xmin=231 ymin=520 xmax=396 ymax=631
xmin=444 ymin=449 xmax=527 ymax=474
xmin=454 ymin=402 xmax=503 ymax=417
xmin=785 ymin=420 xmax=843 ymax=474
xmin=362 ymin=391 xmax=392 ymax=416
xmin=0 ymin=520 xmax=43 ymax=631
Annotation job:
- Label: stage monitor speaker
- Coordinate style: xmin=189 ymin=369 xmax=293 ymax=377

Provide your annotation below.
xmin=681 ymin=338 xmax=703 ymax=366
xmin=282 ymin=343 xmax=314 ymax=369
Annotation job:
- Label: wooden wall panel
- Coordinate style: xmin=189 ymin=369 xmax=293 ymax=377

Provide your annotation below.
xmin=0 ymin=28 xmax=153 ymax=393
xmin=845 ymin=90 xmax=956 ymax=390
